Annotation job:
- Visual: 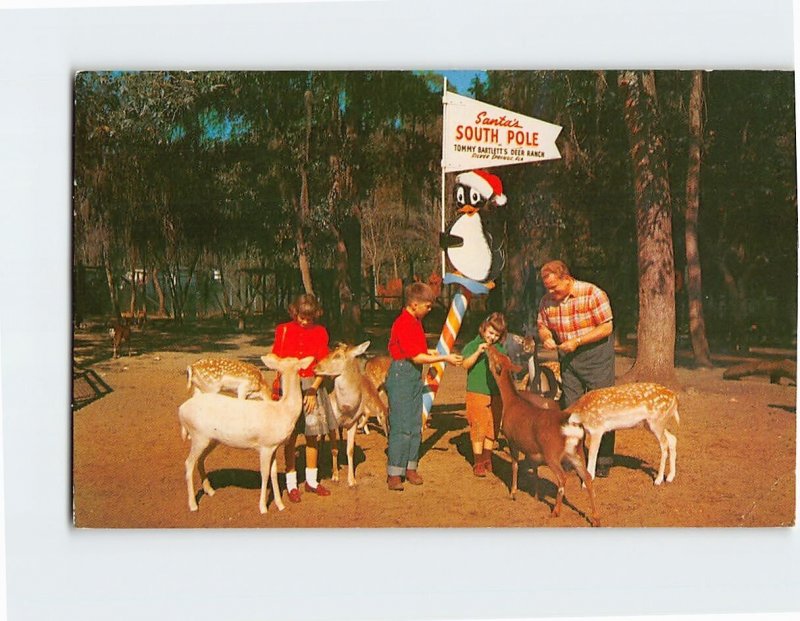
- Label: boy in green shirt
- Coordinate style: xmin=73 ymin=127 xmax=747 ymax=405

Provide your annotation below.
xmin=461 ymin=312 xmax=507 ymax=477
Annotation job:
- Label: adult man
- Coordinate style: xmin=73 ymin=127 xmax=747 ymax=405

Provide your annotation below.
xmin=536 ymin=260 xmax=616 ymax=477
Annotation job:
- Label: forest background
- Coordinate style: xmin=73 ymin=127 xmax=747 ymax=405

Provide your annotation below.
xmin=72 ymin=70 xmax=797 ymax=379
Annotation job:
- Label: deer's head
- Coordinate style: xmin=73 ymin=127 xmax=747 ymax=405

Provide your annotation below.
xmin=315 ymin=340 xmax=371 ymax=377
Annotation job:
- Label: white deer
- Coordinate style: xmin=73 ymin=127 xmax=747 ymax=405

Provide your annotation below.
xmin=566 ymin=382 xmax=679 ymax=484
xmin=178 ymin=354 xmax=313 ymax=513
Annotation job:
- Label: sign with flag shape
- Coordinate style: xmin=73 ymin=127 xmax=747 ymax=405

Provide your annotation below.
xmin=442 ymin=90 xmax=562 ymax=173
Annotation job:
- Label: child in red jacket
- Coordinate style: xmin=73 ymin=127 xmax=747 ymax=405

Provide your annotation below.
xmin=272 ymin=294 xmax=336 ymax=502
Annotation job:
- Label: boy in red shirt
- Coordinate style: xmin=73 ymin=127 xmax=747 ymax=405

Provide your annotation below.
xmin=386 ymin=282 xmax=462 ymax=491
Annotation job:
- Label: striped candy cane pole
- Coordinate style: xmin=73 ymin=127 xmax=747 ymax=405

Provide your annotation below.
xmin=422 ymin=273 xmax=490 ymax=422
xmin=422 ymin=287 xmax=471 ymax=421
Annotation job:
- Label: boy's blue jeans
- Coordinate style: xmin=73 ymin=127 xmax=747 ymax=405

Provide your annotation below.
xmin=386 ymin=359 xmax=424 ymax=476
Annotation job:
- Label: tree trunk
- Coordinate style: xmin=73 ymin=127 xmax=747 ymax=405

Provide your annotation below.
xmin=102 ymin=246 xmax=120 ymax=320
xmin=618 ymin=70 xmax=678 ymax=387
xmin=152 ymin=266 xmax=167 ymax=317
xmin=296 ymin=88 xmax=315 ymax=296
xmin=296 ymin=183 xmax=314 ymax=296
xmin=717 ymin=257 xmax=750 ymax=352
xmin=334 ymin=223 xmax=362 ymax=342
xmin=685 ymin=70 xmax=713 ymax=368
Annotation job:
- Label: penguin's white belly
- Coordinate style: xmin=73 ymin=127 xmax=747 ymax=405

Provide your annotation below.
xmin=447 ymin=214 xmax=492 ymax=281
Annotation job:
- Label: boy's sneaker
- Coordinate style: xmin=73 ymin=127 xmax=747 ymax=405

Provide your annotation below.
xmin=405 ymin=469 xmax=423 ymax=485
xmin=387 ymin=475 xmax=404 ymax=491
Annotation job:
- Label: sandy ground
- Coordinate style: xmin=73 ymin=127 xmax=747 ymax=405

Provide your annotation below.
xmin=72 ymin=321 xmax=796 ymax=528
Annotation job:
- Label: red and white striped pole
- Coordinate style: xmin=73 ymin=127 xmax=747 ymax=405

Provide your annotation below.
xmin=422 ymin=274 xmax=488 ymax=423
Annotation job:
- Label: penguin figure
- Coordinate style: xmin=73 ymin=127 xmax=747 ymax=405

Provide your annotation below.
xmin=440 ymin=169 xmax=506 ymax=283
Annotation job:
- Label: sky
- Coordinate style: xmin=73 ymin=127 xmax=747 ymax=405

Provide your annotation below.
xmin=436 ymin=70 xmax=487 ymax=95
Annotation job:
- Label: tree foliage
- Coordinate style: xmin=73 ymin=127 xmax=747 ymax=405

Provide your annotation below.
xmin=73 ymin=70 xmax=797 ymax=362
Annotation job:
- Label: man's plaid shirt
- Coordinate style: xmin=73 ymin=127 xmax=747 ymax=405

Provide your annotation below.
xmin=537 ymin=279 xmax=613 ymax=344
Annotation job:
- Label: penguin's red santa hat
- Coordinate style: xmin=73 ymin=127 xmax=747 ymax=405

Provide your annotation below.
xmin=455 ymin=169 xmax=507 ymax=206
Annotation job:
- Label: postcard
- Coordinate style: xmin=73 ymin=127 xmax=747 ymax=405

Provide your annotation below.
xmin=72 ymin=70 xmax=796 ymax=528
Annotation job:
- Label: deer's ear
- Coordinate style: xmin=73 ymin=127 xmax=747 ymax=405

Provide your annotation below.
xmin=350 ymin=341 xmax=370 ymax=358
xmin=261 ymin=354 xmax=279 ymax=370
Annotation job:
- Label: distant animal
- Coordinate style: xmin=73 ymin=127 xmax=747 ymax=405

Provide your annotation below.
xmin=566 ymin=383 xmax=679 ymax=484
xmin=109 ymin=319 xmax=131 ymax=358
xmin=178 ymin=354 xmax=313 ymax=514
xmin=315 ymin=341 xmax=389 ymax=487
xmin=485 ymin=344 xmax=599 ymax=526
xmin=187 ymin=357 xmax=268 ymax=400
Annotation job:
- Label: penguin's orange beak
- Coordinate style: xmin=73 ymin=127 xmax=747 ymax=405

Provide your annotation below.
xmin=457 ymin=205 xmax=479 ymax=215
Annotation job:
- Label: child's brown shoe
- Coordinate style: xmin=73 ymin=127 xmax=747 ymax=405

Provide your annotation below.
xmin=405 ymin=469 xmax=423 ymax=485
xmin=472 ymin=462 xmax=488 ymax=477
xmin=387 ymin=475 xmax=404 ymax=491
xmin=483 ymin=449 xmax=494 ymax=473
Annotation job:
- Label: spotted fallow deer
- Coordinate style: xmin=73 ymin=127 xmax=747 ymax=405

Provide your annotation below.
xmin=566 ymin=383 xmax=679 ymax=484
xmin=187 ymin=358 xmax=268 ymax=400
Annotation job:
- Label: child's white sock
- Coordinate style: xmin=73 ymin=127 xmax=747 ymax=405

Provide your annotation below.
xmin=306 ymin=467 xmax=319 ymax=489
xmin=286 ymin=470 xmax=297 ymax=491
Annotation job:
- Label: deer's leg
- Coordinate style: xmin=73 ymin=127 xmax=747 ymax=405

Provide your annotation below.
xmin=585 ymin=430 xmax=603 ymax=480
xmin=546 ymin=460 xmax=567 ymax=518
xmin=197 ymin=439 xmax=219 ymax=497
xmin=258 ymin=447 xmax=276 ymax=514
xmin=565 ymin=450 xmax=600 ymax=527
xmin=665 ymin=429 xmax=677 ymax=483
xmin=509 ymin=445 xmax=519 ymax=500
xmin=648 ymin=422 xmax=669 ymax=485
xmin=269 ymin=449 xmax=285 ymax=512
xmin=346 ymin=424 xmax=357 ymax=487
xmin=330 ymin=428 xmax=340 ymax=483
xmin=185 ymin=436 xmax=210 ymax=512
xmin=528 ymin=459 xmax=539 ymax=500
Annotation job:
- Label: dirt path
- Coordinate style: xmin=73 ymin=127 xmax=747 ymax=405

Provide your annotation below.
xmin=72 ymin=324 xmax=796 ymax=528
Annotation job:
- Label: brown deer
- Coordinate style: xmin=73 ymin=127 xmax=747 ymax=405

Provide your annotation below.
xmin=315 ymin=341 xmax=389 ymax=486
xmin=485 ymin=345 xmax=599 ymax=526
xmin=566 ymin=383 xmax=679 ymax=484
xmin=109 ymin=319 xmax=131 ymax=358
xmin=363 ymin=355 xmax=391 ymax=395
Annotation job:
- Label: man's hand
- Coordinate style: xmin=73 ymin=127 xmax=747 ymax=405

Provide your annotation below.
xmin=542 ymin=337 xmax=558 ymax=351
xmin=558 ymin=338 xmax=580 ymax=354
